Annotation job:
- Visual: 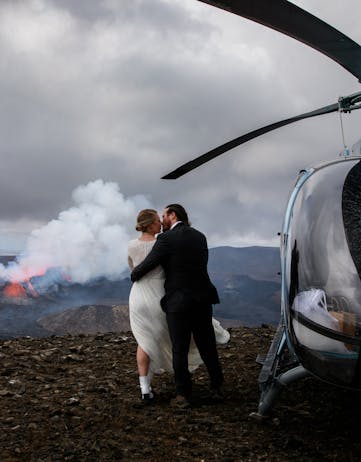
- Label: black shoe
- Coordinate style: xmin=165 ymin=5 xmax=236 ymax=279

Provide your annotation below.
xmin=141 ymin=393 xmax=155 ymax=405
xmin=170 ymin=394 xmax=191 ymax=409
xmin=209 ymin=387 xmax=225 ymax=402
xmin=132 ymin=393 xmax=155 ymax=409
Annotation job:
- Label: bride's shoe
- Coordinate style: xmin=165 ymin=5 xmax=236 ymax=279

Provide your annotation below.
xmin=141 ymin=392 xmax=154 ymax=405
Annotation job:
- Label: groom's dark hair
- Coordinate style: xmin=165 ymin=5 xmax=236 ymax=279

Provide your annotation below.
xmin=165 ymin=204 xmax=190 ymax=226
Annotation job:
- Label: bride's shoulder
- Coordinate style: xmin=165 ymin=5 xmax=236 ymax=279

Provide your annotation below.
xmin=128 ymin=238 xmax=139 ymax=249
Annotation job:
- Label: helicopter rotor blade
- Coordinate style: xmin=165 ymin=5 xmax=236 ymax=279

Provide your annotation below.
xmin=198 ymin=0 xmax=361 ymax=82
xmin=162 ymin=103 xmax=338 ymax=179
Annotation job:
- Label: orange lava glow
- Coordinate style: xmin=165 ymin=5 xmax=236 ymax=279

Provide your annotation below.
xmin=3 ymin=283 xmax=27 ymax=298
xmin=26 ymin=279 xmax=38 ymax=298
xmin=3 ymin=267 xmax=49 ymax=299
xmin=22 ymin=267 xmax=47 ymax=280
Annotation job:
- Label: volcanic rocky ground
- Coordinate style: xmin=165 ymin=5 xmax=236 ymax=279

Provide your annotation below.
xmin=0 ymin=325 xmax=360 ymax=461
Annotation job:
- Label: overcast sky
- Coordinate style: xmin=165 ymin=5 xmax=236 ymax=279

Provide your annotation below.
xmin=1 ymin=0 xmax=361 ymax=254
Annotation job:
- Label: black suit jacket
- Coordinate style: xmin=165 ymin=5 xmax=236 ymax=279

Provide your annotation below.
xmin=131 ymin=223 xmax=219 ymax=312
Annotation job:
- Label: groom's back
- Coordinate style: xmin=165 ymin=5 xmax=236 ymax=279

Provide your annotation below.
xmin=163 ymin=224 xmax=213 ymax=292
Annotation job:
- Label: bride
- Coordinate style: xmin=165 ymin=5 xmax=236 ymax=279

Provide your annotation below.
xmin=128 ymin=208 xmax=230 ymax=403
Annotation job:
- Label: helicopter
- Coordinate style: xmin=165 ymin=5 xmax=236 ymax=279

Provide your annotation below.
xmin=162 ymin=0 xmax=361 ymax=416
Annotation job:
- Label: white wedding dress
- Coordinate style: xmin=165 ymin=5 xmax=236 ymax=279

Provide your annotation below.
xmin=128 ymin=238 xmax=230 ymax=375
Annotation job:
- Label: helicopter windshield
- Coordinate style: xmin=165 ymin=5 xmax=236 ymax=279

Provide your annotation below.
xmin=285 ymin=158 xmax=361 ymax=386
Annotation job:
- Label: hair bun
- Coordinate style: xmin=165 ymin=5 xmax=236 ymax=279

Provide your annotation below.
xmin=136 ymin=209 xmax=158 ymax=233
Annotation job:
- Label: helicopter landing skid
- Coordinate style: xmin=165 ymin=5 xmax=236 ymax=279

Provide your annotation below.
xmin=252 ymin=319 xmax=310 ymax=417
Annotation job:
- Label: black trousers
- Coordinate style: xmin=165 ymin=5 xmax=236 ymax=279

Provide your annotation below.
xmin=166 ymin=304 xmax=224 ymax=397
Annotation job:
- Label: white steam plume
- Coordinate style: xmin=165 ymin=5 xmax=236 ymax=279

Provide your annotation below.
xmin=1 ymin=180 xmax=151 ymax=284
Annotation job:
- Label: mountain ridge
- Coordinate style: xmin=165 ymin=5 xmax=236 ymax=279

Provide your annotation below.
xmin=0 ymin=246 xmax=281 ymax=337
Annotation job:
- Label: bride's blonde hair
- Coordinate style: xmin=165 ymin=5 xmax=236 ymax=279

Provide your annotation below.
xmin=136 ymin=209 xmax=158 ymax=232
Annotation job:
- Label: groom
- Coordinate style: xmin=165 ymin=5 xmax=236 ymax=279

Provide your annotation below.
xmin=131 ymin=204 xmax=224 ymax=407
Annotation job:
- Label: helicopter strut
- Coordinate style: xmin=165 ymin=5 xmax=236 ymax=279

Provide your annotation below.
xmin=252 ymin=318 xmax=310 ymax=418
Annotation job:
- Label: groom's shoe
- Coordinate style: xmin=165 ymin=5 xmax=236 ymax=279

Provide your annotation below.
xmin=170 ymin=394 xmax=191 ymax=409
xmin=209 ymin=386 xmax=225 ymax=402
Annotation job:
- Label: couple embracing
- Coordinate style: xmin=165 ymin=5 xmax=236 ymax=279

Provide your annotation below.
xmin=128 ymin=204 xmax=229 ymax=408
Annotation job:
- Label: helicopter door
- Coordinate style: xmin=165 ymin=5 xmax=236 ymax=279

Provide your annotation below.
xmin=284 ymin=158 xmax=361 ymax=388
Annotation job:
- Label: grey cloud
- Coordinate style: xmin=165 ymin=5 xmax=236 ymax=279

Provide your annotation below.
xmin=0 ymin=0 xmax=361 ymax=251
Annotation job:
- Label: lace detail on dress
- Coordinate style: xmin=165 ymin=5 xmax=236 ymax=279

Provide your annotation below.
xmin=128 ymin=239 xmax=164 ymax=279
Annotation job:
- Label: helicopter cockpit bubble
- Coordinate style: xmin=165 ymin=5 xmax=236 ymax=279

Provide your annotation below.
xmin=283 ymin=157 xmax=361 ymax=388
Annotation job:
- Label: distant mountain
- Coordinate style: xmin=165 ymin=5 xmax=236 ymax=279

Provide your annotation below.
xmin=0 ymin=256 xmax=16 ymax=266
xmin=213 ymin=274 xmax=281 ymax=326
xmin=38 ymin=305 xmax=130 ymax=335
xmin=208 ymin=246 xmax=280 ymax=282
xmin=208 ymin=246 xmax=281 ymax=326
xmin=0 ymin=246 xmax=282 ymax=337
